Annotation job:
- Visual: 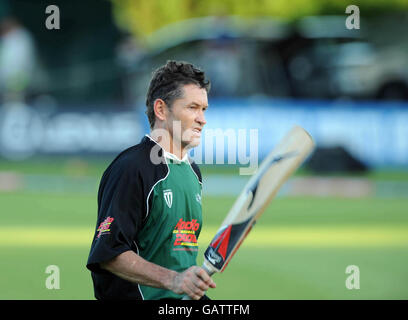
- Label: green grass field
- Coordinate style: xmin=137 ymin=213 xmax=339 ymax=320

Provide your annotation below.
xmin=1 ymin=187 xmax=407 ymax=299
xmin=3 ymin=156 xmax=408 ymax=180
xmin=1 ymin=157 xmax=407 ymax=299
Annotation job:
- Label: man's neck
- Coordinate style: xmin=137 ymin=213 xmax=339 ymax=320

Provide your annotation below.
xmin=149 ymin=130 xmax=186 ymax=160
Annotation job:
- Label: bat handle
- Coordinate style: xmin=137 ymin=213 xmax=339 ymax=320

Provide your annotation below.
xmin=181 ymin=261 xmax=215 ymax=300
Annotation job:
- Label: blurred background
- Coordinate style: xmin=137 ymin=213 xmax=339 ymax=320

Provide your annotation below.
xmin=0 ymin=0 xmax=407 ymax=299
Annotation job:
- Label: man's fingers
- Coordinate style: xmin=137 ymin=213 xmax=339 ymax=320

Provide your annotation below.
xmin=195 ymin=267 xmax=216 ymax=289
xmin=193 ymin=277 xmax=210 ymax=291
xmin=177 ymin=268 xmax=203 ymax=299
xmin=174 ymin=266 xmax=216 ymax=299
xmin=185 ymin=281 xmax=205 ymax=300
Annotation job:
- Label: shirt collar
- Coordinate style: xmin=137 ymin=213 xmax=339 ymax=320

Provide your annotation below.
xmin=163 ymin=150 xmax=189 ymax=164
xmin=145 ymin=134 xmax=189 ymax=164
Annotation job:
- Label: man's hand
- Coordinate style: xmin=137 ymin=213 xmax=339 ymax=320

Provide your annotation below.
xmin=170 ymin=266 xmax=216 ymax=300
xmin=100 ymin=251 xmax=216 ymax=300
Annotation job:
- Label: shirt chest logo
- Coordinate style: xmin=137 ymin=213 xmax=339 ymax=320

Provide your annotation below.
xmin=173 ymin=218 xmax=200 ymax=250
xmin=163 ymin=189 xmax=173 ymax=208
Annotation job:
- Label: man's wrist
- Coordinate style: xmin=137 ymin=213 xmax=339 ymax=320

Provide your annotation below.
xmin=165 ymin=269 xmax=179 ymax=292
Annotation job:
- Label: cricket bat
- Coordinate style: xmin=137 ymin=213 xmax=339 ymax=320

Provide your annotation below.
xmin=183 ymin=125 xmax=315 ymax=299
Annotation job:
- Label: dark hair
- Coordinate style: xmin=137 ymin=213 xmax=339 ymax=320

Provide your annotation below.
xmin=145 ymin=60 xmax=210 ymax=128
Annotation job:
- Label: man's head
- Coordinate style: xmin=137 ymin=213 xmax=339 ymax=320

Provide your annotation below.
xmin=146 ymin=61 xmax=211 ymax=150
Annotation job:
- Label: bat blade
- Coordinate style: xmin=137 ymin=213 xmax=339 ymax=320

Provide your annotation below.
xmin=203 ymin=125 xmax=315 ymax=274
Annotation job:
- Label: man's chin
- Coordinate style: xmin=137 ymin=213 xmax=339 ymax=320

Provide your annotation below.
xmin=183 ymin=137 xmax=201 ymax=149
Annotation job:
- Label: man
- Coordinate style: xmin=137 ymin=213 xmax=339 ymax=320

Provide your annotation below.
xmin=86 ymin=60 xmax=216 ymax=300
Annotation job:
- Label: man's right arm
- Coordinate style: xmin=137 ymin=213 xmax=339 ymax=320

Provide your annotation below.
xmin=100 ymin=250 xmax=216 ymax=300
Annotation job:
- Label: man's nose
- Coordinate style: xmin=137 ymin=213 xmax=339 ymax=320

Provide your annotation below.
xmin=196 ymin=110 xmax=206 ymax=126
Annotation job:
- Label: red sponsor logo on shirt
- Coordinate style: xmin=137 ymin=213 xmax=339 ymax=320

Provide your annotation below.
xmin=173 ymin=218 xmax=200 ymax=248
xmin=96 ymin=216 xmax=114 ymax=238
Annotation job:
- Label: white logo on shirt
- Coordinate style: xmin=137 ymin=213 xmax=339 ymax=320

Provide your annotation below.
xmin=196 ymin=193 xmax=201 ymax=204
xmin=163 ymin=189 xmax=173 ymax=208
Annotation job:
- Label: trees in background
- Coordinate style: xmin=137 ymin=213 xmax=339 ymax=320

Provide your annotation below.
xmin=111 ymin=0 xmax=408 ymax=39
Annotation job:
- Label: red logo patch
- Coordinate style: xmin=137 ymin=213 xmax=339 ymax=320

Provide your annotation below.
xmin=96 ymin=216 xmax=114 ymax=238
xmin=173 ymin=218 xmax=200 ymax=249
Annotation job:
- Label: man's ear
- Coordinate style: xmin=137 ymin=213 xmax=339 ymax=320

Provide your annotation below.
xmin=153 ymin=99 xmax=168 ymax=122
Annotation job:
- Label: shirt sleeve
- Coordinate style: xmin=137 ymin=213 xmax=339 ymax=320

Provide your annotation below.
xmin=86 ymin=157 xmax=145 ymax=273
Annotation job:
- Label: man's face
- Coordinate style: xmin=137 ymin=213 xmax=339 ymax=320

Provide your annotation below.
xmin=165 ymin=84 xmax=208 ymax=149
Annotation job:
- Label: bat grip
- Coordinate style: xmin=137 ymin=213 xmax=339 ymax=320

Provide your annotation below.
xmin=181 ymin=262 xmax=215 ymax=300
